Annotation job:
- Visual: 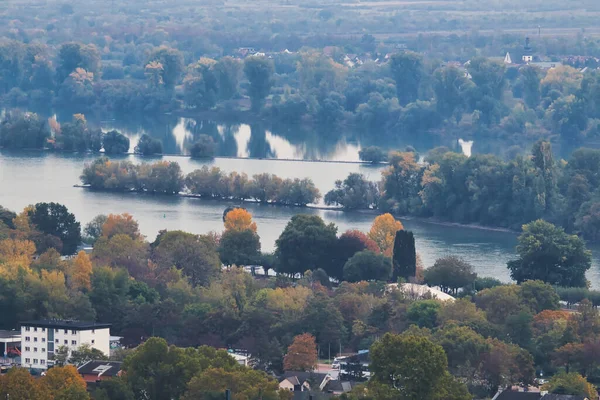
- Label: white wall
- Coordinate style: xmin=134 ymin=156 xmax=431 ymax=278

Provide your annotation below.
xmin=21 ymin=325 xmax=110 ymax=370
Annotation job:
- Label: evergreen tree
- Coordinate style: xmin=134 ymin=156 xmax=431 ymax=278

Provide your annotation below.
xmin=392 ymin=230 xmax=416 ymax=281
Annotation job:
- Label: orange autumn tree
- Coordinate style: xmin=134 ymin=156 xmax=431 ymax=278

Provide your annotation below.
xmin=70 ymin=251 xmax=93 ymax=290
xmin=0 ymin=367 xmax=49 ymax=399
xmin=368 ymin=213 xmax=403 ymax=255
xmin=224 ymin=208 xmax=257 ymax=232
xmin=102 ymin=213 xmax=141 ymax=240
xmin=283 ymin=333 xmax=318 ymax=372
xmin=39 ymin=365 xmax=88 ymax=399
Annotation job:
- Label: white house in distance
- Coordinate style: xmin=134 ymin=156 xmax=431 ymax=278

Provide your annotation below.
xmin=20 ymin=319 xmax=111 ymax=370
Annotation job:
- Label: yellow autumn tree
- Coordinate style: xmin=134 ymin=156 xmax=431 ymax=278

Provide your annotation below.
xmin=0 ymin=238 xmax=36 ymax=277
xmin=12 ymin=206 xmax=34 ymax=237
xmin=70 ymin=251 xmax=93 ymax=290
xmin=224 ymin=208 xmax=257 ymax=232
xmin=368 ymin=213 xmax=404 ymax=256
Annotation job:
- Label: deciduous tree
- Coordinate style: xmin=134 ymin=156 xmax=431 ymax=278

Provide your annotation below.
xmin=70 ymin=251 xmax=92 ymax=291
xmin=244 ymin=56 xmax=274 ymax=112
xmin=0 ymin=367 xmax=48 ymax=400
xmin=343 ymin=251 xmax=392 ymax=282
xmin=368 ymin=213 xmax=403 ymax=256
xmin=423 ymin=256 xmax=476 ymax=295
xmin=224 ymin=209 xmax=257 ymax=232
xmin=543 ymin=371 xmax=596 ymax=399
xmin=283 ymin=333 xmax=317 ymax=372
xmin=275 ymin=215 xmax=337 ymax=275
xmin=508 ymin=220 xmax=591 ymax=287
xmin=28 ymin=202 xmax=81 ymax=255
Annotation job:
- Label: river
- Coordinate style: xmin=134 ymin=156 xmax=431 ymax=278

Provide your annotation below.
xmin=2 ymin=150 xmax=600 ymax=287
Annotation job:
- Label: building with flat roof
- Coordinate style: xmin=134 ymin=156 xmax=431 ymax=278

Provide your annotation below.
xmin=78 ymin=360 xmax=122 ymax=383
xmin=20 ymin=320 xmax=111 ymax=370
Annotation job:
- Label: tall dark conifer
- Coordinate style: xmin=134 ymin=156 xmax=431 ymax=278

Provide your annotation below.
xmin=392 ymin=230 xmax=416 ymax=281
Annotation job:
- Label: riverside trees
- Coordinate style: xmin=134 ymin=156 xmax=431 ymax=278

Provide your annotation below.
xmin=81 ymin=158 xmax=321 ymax=206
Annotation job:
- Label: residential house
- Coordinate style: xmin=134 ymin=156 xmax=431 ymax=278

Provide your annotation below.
xmin=78 ymin=360 xmax=122 ymax=383
xmin=20 ymin=319 xmax=111 ymax=370
xmin=279 ymin=371 xmax=331 ymax=392
xmin=322 ymin=380 xmax=357 ymax=395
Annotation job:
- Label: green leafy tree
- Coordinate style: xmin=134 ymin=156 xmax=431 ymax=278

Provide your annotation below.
xmin=82 ymin=214 xmax=107 ymax=244
xmin=392 ymin=230 xmax=416 ymax=281
xmin=182 ymin=367 xmax=283 ymax=400
xmin=103 ymin=130 xmax=130 ymax=154
xmin=407 ymin=300 xmax=442 ymax=329
xmin=343 ymin=251 xmax=392 ymax=282
xmin=134 ymin=134 xmax=163 ymax=156
xmin=358 ymin=146 xmax=387 ymax=164
xmin=69 ymin=343 xmax=108 ymax=366
xmin=324 ymin=173 xmax=379 ymax=210
xmin=370 ymin=333 xmax=463 ymax=400
xmin=433 ymin=325 xmax=489 ymax=377
xmin=423 ymin=256 xmax=477 ymax=295
xmin=244 ymin=56 xmax=274 ymax=111
xmin=520 ymin=65 xmax=542 ymax=109
xmin=189 ymin=134 xmax=216 ymax=158
xmin=507 ymin=220 xmax=591 ymax=287
xmin=122 ymin=337 xmax=202 ymax=400
xmin=518 ymin=280 xmax=559 ymax=314
xmin=92 ymin=378 xmax=134 ymax=400
xmin=152 ymin=230 xmax=221 ymax=286
xmin=543 ymin=371 xmax=597 ymax=399
xmin=389 ymin=52 xmax=423 ymax=106
xmin=29 ymin=202 xmax=81 ymax=255
xmin=275 ymin=215 xmax=337 ymax=275
xmin=433 ymin=66 xmax=472 ymax=121
xmin=219 ymin=229 xmax=261 ymax=267
xmin=147 ymin=46 xmax=184 ymax=89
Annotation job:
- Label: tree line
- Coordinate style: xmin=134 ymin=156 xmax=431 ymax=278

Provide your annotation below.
xmin=4 ymin=34 xmax=600 ymax=150
xmin=80 ymin=157 xmax=321 ymax=206
xmin=327 ymin=141 xmax=600 ymax=244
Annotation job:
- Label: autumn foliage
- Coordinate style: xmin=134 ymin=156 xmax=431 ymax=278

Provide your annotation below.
xmin=70 ymin=251 xmax=93 ymax=290
xmin=0 ymin=366 xmax=88 ymax=400
xmin=283 ymin=333 xmax=317 ymax=372
xmin=102 ymin=213 xmax=141 ymax=239
xmin=224 ymin=208 xmax=257 ymax=232
xmin=368 ymin=213 xmax=403 ymax=255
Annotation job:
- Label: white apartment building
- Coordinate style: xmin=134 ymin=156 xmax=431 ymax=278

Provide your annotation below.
xmin=20 ymin=320 xmax=111 ymax=370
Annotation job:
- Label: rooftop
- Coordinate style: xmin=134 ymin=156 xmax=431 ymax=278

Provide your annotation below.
xmin=78 ymin=360 xmax=122 ymax=377
xmin=0 ymin=330 xmax=21 ymax=339
xmin=20 ymin=320 xmax=112 ymax=330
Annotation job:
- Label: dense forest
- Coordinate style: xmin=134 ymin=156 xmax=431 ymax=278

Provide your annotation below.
xmin=1 ymin=0 xmax=600 ymax=154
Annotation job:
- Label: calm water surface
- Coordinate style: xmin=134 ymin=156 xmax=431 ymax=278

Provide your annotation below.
xmin=2 ymin=151 xmax=600 ymax=287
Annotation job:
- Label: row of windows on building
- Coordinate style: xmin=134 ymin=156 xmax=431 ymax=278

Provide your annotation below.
xmin=24 ymin=338 xmax=94 ymax=346
xmin=24 ymin=347 xmax=46 ymax=352
xmin=24 ymin=358 xmax=45 ymax=365
xmin=24 ymin=327 xmax=95 ymax=334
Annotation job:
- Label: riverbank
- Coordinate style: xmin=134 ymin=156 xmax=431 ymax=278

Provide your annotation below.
xmin=1 ymin=147 xmax=387 ymax=166
xmin=73 ymin=184 xmax=516 ymax=234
